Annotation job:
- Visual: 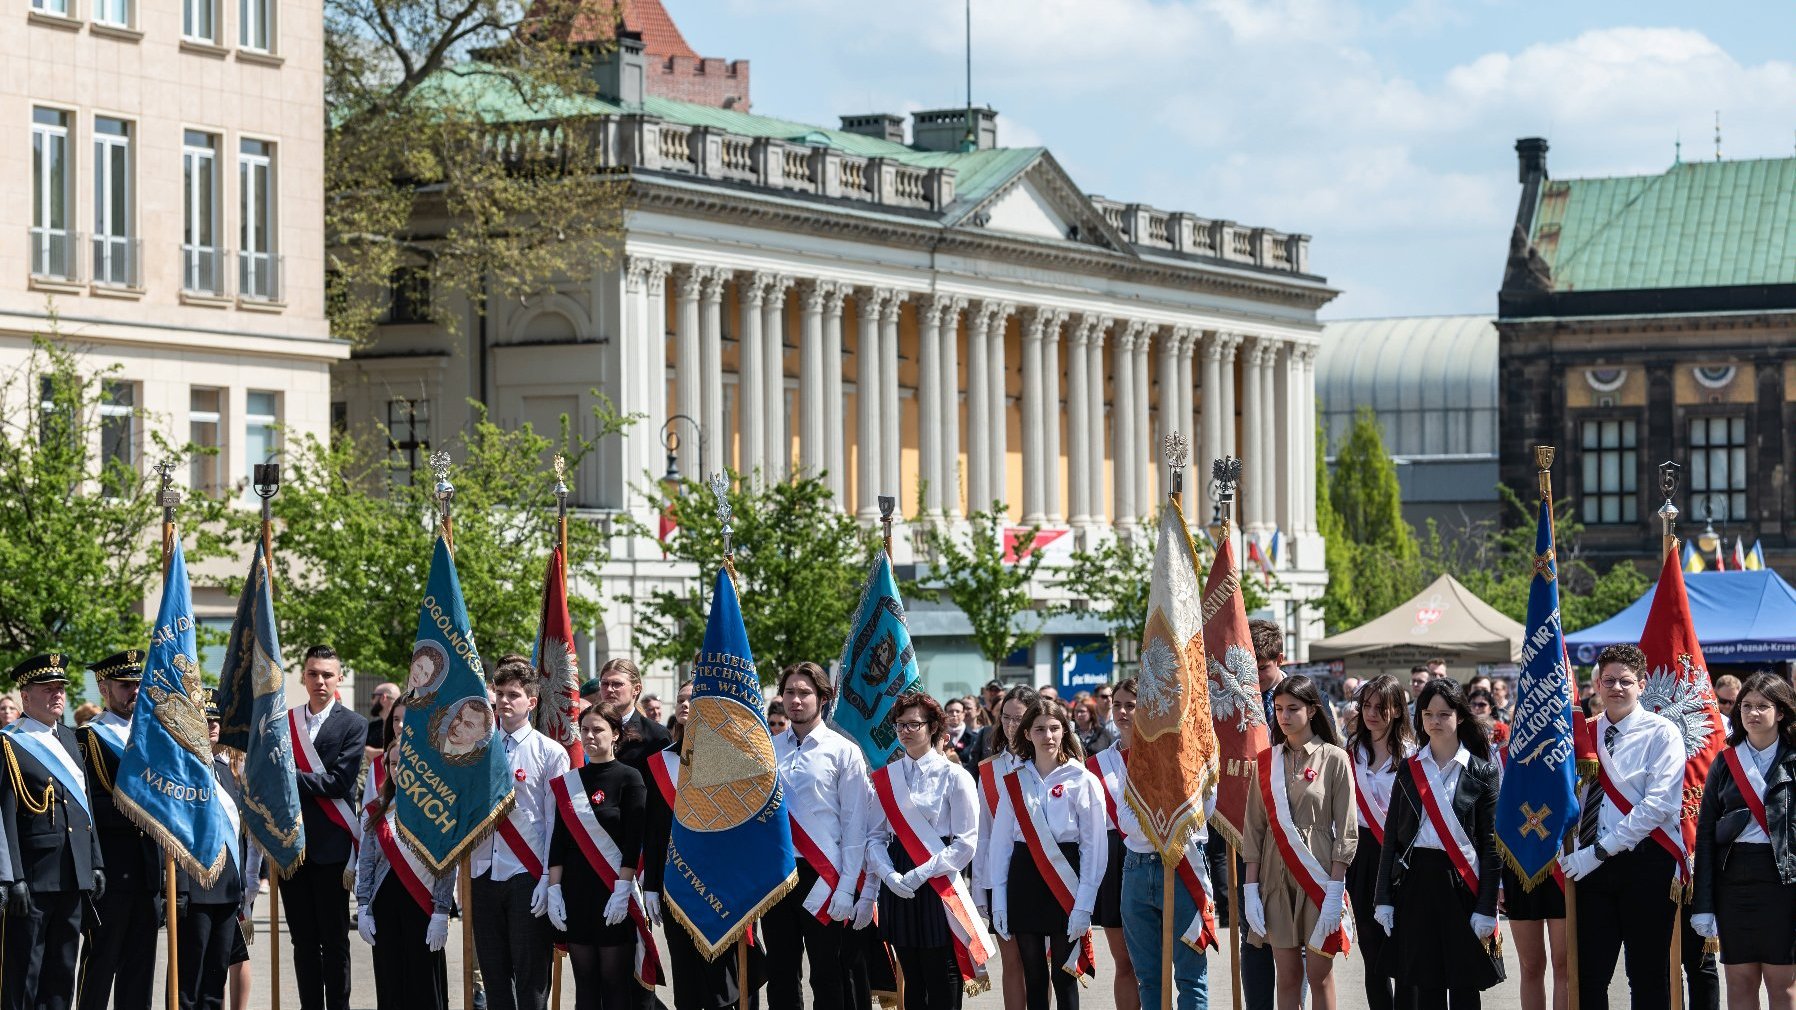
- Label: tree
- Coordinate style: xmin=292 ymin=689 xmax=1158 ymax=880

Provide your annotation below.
xmin=1318 ymin=409 xmax=1429 ymax=631
xmin=1058 ymin=526 xmax=1155 ymax=652
xmin=622 ymin=474 xmax=875 ymax=680
xmin=914 ymin=505 xmax=1048 ymax=677
xmin=239 ymin=399 xmax=629 ymax=681
xmin=324 ymin=0 xmax=626 ymax=344
xmin=0 ymin=337 xmax=233 ymax=688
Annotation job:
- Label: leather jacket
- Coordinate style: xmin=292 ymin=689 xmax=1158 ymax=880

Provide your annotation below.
xmin=1372 ymin=749 xmax=1501 ymax=918
xmin=1693 ymin=741 xmax=1796 ymax=915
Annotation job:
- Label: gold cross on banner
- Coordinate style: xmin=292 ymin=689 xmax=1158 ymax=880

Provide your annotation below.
xmin=1533 ymin=551 xmax=1556 ymax=582
xmin=1519 ymin=801 xmax=1552 ymax=840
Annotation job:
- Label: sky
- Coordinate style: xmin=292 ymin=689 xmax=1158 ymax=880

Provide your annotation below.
xmin=663 ymin=0 xmax=1796 ymax=319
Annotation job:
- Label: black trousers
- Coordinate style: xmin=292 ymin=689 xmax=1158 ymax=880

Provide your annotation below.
xmin=763 ymin=865 xmax=851 ymax=1010
xmin=1576 ymin=844 xmax=1678 ymax=1009
xmin=1680 ymin=905 xmax=1719 ymax=1010
xmin=472 ymin=873 xmax=553 ymax=1010
xmin=371 ymin=878 xmax=448 ymax=1010
xmin=1414 ymin=990 xmax=1479 ymax=1010
xmin=285 ymin=860 xmax=353 ymax=1010
xmin=1348 ymin=841 xmax=1413 ymax=1010
xmin=894 ymin=944 xmax=960 ymax=1010
xmin=178 ymin=902 xmax=240 ymax=1010
xmin=2 ymin=888 xmax=84 ymax=1010
xmin=78 ymin=885 xmax=157 ymax=1010
xmin=663 ymin=901 xmax=758 ymax=1010
xmin=1014 ymin=932 xmax=1077 ymax=1010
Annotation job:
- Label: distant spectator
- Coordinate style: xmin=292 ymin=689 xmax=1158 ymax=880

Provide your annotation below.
xmin=365 ymin=680 xmax=400 ymax=762
xmin=767 ymin=698 xmax=788 ymax=737
xmin=641 ymin=692 xmax=663 ymax=724
xmin=1490 ymin=678 xmax=1514 ymax=721
xmin=1073 ymin=696 xmax=1114 ymax=755
xmin=73 ymin=701 xmax=100 ymax=726
xmin=1426 ymin=657 xmax=1448 ymax=679
xmin=0 ymin=694 xmax=20 ymax=728
xmin=944 ymin=697 xmax=974 ymax=758
xmin=1713 ymin=674 xmax=1741 ymax=720
xmin=1467 ymin=674 xmax=1492 ymax=695
xmin=1038 ymin=683 xmax=1060 ymax=703
xmin=1468 ymin=687 xmax=1509 ymax=749
xmin=1408 ymin=665 xmax=1431 ymax=700
xmin=1093 ymin=683 xmax=1118 ymax=734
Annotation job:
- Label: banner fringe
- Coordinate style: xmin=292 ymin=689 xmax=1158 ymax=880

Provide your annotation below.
xmin=668 ymin=869 xmax=798 ymax=963
xmin=112 ymin=786 xmax=231 ymax=889
xmin=1495 ymin=838 xmax=1560 ymax=894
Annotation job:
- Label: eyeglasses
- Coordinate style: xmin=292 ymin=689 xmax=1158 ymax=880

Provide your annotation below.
xmin=1740 ymin=702 xmax=1776 ymax=716
xmin=1000 ymin=716 xmax=1023 ymax=727
xmin=1598 ymin=677 xmax=1639 ymax=690
xmin=1096 ymin=692 xmax=1112 ymax=700
xmin=894 ymin=720 xmax=928 ymax=732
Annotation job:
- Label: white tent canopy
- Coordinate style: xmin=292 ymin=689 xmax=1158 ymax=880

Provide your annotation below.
xmin=1309 ymin=573 xmax=1523 ymax=674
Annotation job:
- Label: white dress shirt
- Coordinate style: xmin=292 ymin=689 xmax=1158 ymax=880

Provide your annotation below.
xmin=1596 ymin=706 xmax=1686 ymax=853
xmin=988 ymin=759 xmax=1109 ymax=913
xmin=1738 ymin=740 xmax=1777 ymax=846
xmin=304 ymin=700 xmax=336 ymax=742
xmin=1412 ymin=745 xmax=1470 ymax=852
xmin=472 ymin=722 xmax=570 ymax=880
xmin=89 ymin=710 xmax=130 ymax=751
xmin=775 ymin=722 xmax=871 ymax=888
xmin=866 ymin=750 xmax=978 ymax=881
xmin=1352 ymin=743 xmax=1407 ymax=833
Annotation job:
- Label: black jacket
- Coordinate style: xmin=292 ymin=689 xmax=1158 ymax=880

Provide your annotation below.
xmin=178 ymin=755 xmax=262 ymax=907
xmin=79 ymin=723 xmax=162 ymax=893
xmin=1 ymin=725 xmax=104 ymax=892
xmin=1373 ymin=750 xmax=1501 ymax=918
xmin=1693 ymin=742 xmax=1796 ymax=915
xmin=965 ymin=725 xmax=997 ymax=767
xmin=616 ymin=712 xmax=672 ymax=781
xmin=294 ymin=705 xmax=368 ymax=866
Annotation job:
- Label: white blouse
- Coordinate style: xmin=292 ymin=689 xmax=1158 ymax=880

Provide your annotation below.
xmin=866 ymin=750 xmax=978 ymax=880
xmin=988 ymin=759 xmax=1109 ymax=913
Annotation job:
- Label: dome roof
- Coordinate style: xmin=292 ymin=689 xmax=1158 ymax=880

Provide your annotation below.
xmin=1316 ymin=315 xmax=1498 ymax=459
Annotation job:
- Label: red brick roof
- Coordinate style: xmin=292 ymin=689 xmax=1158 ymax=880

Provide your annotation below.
xmin=552 ymin=0 xmax=699 ymax=56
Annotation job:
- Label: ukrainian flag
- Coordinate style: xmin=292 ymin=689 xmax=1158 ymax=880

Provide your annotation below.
xmin=1682 ymin=541 xmax=1706 ymax=574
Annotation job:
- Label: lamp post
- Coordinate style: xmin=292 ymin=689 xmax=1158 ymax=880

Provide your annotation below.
xmin=1696 ymin=492 xmax=1723 ymax=555
xmin=660 ymin=414 xmax=707 ymax=495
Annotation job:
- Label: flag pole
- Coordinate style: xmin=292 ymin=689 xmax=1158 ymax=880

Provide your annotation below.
xmin=155 ymin=459 xmax=182 ymax=1010
xmin=1656 ymin=462 xmax=1686 ymax=1010
xmin=706 ymin=471 xmax=754 ymax=1009
xmin=878 ymin=493 xmax=905 ymax=1008
xmin=253 ymin=463 xmax=284 ymax=1010
xmin=1212 ymin=456 xmax=1245 ymax=1010
xmin=430 ymin=453 xmax=475 ymax=1010
xmin=1538 ymin=447 xmax=1580 ymax=1010
xmin=1159 ymin=434 xmax=1191 ymax=1010
xmin=550 ymin=455 xmax=568 ymax=1010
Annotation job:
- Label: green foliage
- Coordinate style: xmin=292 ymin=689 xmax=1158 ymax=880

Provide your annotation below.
xmin=1317 ymin=409 xmax=1427 ymax=631
xmin=620 ymin=474 xmax=875 ymax=681
xmin=914 ymin=505 xmax=1047 ymax=675
xmin=237 ymin=399 xmax=629 ymax=682
xmin=1330 ymin=407 xmax=1417 ymax=558
xmin=1058 ymin=525 xmax=1154 ymax=649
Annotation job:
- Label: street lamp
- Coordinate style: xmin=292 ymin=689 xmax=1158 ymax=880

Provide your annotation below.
xmin=660 ymin=414 xmax=706 ymax=498
xmin=1696 ymin=492 xmax=1723 ymax=554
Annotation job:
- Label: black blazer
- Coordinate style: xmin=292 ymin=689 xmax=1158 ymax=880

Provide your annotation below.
xmin=1 ymin=726 xmax=104 ymax=892
xmin=965 ymin=725 xmax=996 ymax=767
xmin=1693 ymin=742 xmax=1796 ymax=915
xmin=294 ymin=705 xmax=368 ymax=866
xmin=616 ymin=712 xmax=672 ymax=780
xmin=178 ymin=756 xmax=260 ymax=906
xmin=1373 ymin=750 xmax=1501 ymax=918
xmin=79 ymin=724 xmax=161 ymax=894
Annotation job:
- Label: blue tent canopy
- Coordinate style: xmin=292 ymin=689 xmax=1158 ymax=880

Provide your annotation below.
xmin=1565 ymin=570 xmax=1796 ymax=666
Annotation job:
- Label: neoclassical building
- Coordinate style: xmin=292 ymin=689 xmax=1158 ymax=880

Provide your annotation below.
xmin=335 ymin=2 xmax=1338 ymax=697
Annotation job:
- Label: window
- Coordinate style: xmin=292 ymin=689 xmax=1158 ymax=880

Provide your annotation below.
xmin=31 ymin=0 xmax=68 ymax=17
xmin=31 ymin=108 xmax=73 ymax=280
xmin=239 ymin=139 xmax=277 ymax=299
xmin=98 ymin=380 xmax=136 ymax=490
xmin=244 ymin=390 xmax=278 ymax=482
xmin=1690 ymin=415 xmax=1748 ymax=522
xmin=1579 ymin=418 xmax=1638 ymax=524
xmin=38 ymin=375 xmax=75 ymax=452
xmin=387 ymin=398 xmax=429 ymax=480
xmin=386 ymin=266 xmax=430 ymax=323
xmin=190 ymin=387 xmax=223 ymax=493
xmin=183 ymin=0 xmax=214 ymax=42
xmin=94 ymin=0 xmax=128 ymax=27
xmin=93 ymin=117 xmax=133 ymax=286
xmin=182 ymin=131 xmax=221 ymax=293
xmin=239 ymin=0 xmax=271 ymax=50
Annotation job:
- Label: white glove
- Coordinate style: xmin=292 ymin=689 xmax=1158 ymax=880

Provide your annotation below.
xmin=357 ymin=908 xmax=377 ymax=946
xmin=853 ymin=895 xmax=877 ymax=930
xmin=1558 ymin=845 xmax=1602 ymax=882
xmin=992 ymin=884 xmax=1011 ymax=940
xmin=827 ymin=887 xmax=855 ymax=922
xmin=1316 ymin=879 xmax=1346 ymax=937
xmin=604 ymin=879 xmax=633 ymax=926
xmin=1242 ymin=882 xmax=1267 ymax=937
xmin=1373 ymin=904 xmax=1395 ymax=936
xmin=900 ymin=866 xmax=931 ymax=894
xmin=883 ymin=870 xmax=917 ymax=900
xmin=426 ymin=912 xmax=449 ymax=952
xmin=530 ymin=875 xmax=551 ymax=917
xmin=1066 ymin=908 xmax=1092 ymax=943
xmin=1691 ymin=912 xmax=1718 ymax=939
xmin=1470 ymin=913 xmax=1498 ymax=940
xmin=547 ymin=884 xmax=568 ymax=931
xmin=643 ymin=891 xmax=663 ymax=927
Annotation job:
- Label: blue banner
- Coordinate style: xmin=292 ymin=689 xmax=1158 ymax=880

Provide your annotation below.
xmin=117 ymin=538 xmax=237 ymax=886
xmin=833 ymin=553 xmax=919 ymax=769
xmin=1495 ymin=500 xmax=1582 ymax=889
xmin=214 ymin=542 xmax=305 ymax=877
xmin=397 ymin=535 xmax=515 ymax=873
xmin=666 ymin=567 xmax=796 ymax=959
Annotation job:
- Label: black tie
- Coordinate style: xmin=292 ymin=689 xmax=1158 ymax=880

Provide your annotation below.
xmin=1578 ymin=725 xmax=1619 ymax=847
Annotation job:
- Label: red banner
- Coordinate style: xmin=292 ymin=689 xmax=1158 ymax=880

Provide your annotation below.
xmin=535 ymin=547 xmax=584 ymax=767
xmin=1637 ymin=549 xmax=1726 ymax=878
xmin=1201 ymin=535 xmax=1269 ymax=849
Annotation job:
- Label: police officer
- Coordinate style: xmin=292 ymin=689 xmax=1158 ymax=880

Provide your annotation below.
xmin=77 ymin=649 xmax=161 ymax=1010
xmin=0 ymin=653 xmax=105 ymax=1010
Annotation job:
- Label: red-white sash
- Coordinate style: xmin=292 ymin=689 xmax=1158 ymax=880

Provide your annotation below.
xmin=290 ymin=709 xmax=361 ymax=852
xmin=374 ymin=810 xmax=437 ymax=916
xmin=1722 ymin=745 xmax=1772 ymax=837
xmin=1086 ymin=750 xmax=1122 ymax=830
xmin=1408 ymin=754 xmax=1480 ymax=895
xmin=1594 ymin=722 xmax=1687 ymax=882
xmin=979 ymin=757 xmax=1003 ymax=816
xmin=1003 ymin=766 xmax=1098 ymax=980
xmin=1086 ymin=749 xmax=1216 ymax=951
xmin=1350 ymin=753 xmax=1391 ymax=846
xmin=1173 ymin=846 xmax=1218 ymax=952
xmin=872 ymin=766 xmax=994 ymax=992
xmin=1258 ymin=747 xmax=1352 ymax=956
xmin=550 ymin=770 xmax=662 ymax=989
xmin=362 ymin=760 xmax=387 ymax=818
xmin=648 ymin=748 xmax=679 ymax=808
xmin=790 ymin=798 xmax=849 ymax=924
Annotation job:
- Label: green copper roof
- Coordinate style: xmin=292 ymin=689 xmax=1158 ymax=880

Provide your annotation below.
xmin=1530 ymin=156 xmax=1796 ymax=292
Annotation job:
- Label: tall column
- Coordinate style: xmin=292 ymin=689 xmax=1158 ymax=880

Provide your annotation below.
xmin=984 ymin=302 xmax=1015 ymax=513
xmin=1262 ymin=339 xmax=1282 ymax=535
xmin=856 ymin=288 xmax=888 ymax=521
xmin=1302 ymin=342 xmax=1319 ymax=532
xmin=1200 ymin=331 xmax=1224 ymax=474
xmin=1021 ymin=309 xmax=1048 ymax=524
xmin=1275 ymin=341 xmax=1295 ymax=536
xmin=698 ymin=269 xmax=727 ymax=474
xmin=1133 ymin=325 xmax=1154 ymax=516
xmin=738 ymin=275 xmax=766 ymax=482
xmin=798 ymin=280 xmax=827 ymax=480
xmin=823 ymin=285 xmax=848 ymax=500
xmin=1220 ymin=333 xmax=1241 ymax=481
xmin=1240 ymin=337 xmax=1266 ymax=529
xmin=761 ymin=275 xmax=792 ymax=480
xmin=939 ymin=298 xmax=965 ymax=517
xmin=1174 ymin=327 xmax=1196 ymax=475
xmin=1066 ymin=316 xmax=1093 ymax=527
xmin=645 ymin=264 xmax=671 ymax=475
xmin=1086 ymin=320 xmax=1110 ymax=524
xmin=1112 ymin=322 xmax=1140 ymax=528
xmin=1157 ymin=325 xmax=1179 ymax=499
xmin=621 ymin=258 xmax=651 ymax=497
xmin=673 ymin=266 xmax=704 ymax=468
xmin=965 ymin=304 xmax=991 ymax=513
xmin=1042 ymin=310 xmax=1066 ymax=523
xmin=880 ymin=292 xmax=904 ymax=502
xmin=918 ymin=296 xmax=945 ymax=517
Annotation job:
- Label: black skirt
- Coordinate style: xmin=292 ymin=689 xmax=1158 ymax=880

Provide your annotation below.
xmin=1093 ymin=830 xmax=1126 ymax=928
xmin=1005 ymin=840 xmax=1079 ymax=934
xmin=1717 ymin=843 xmax=1796 ymax=965
xmin=1381 ymin=848 xmax=1503 ymax=990
xmin=1500 ymin=860 xmax=1565 ymax=921
xmin=878 ymin=838 xmax=953 ymax=948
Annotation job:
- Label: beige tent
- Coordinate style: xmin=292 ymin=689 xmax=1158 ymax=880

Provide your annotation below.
xmin=1309 ymin=574 xmax=1523 ymax=673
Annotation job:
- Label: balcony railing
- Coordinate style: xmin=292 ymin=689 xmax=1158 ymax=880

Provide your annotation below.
xmin=1088 ymin=197 xmax=1313 ymax=274
xmin=182 ymin=243 xmax=225 ymax=295
xmin=29 ymin=227 xmax=80 ymax=282
xmin=92 ymin=234 xmax=140 ymax=288
xmin=239 ymin=249 xmax=282 ymax=301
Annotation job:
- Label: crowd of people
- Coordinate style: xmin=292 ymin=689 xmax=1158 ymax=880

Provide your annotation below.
xmin=4 ymin=623 xmax=1796 ymax=1010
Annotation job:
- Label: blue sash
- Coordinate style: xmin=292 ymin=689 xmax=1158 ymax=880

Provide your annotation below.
xmin=88 ymin=721 xmax=128 ymax=761
xmin=4 ymin=724 xmax=92 ymax=819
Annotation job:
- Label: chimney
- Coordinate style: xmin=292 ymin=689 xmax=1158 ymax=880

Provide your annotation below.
xmin=911 ymin=107 xmax=998 ymax=152
xmin=839 ymin=114 xmax=906 ymax=144
xmin=1513 ymin=136 xmax=1550 ymax=239
xmin=591 ymin=32 xmax=647 ymax=106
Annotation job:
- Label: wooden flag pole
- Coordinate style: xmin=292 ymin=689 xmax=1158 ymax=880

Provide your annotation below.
xmin=253 ymin=462 xmax=284 ymax=1010
xmin=551 ymin=455 xmax=570 ymax=1008
xmin=1656 ymin=462 xmax=1685 ymax=1010
xmin=1160 ymin=864 xmax=1176 ymax=1010
xmin=154 ymin=460 xmax=183 ymax=1010
xmin=1538 ymin=448 xmax=1580 ymax=1010
xmin=428 ymin=454 xmax=476 ymax=1010
xmin=1228 ymin=848 xmax=1243 ymax=1010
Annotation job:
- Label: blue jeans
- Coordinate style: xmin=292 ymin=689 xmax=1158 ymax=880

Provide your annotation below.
xmin=1121 ymin=850 xmax=1209 ymax=1010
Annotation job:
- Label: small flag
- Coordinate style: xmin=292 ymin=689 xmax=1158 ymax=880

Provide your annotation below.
xmin=1714 ymin=540 xmax=1728 ymax=571
xmin=1681 ymin=541 xmax=1706 ymax=574
xmin=1731 ymin=537 xmax=1747 ymax=572
xmin=1748 ymin=540 xmax=1767 ymax=571
xmin=533 ymin=546 xmax=584 ymax=767
xmin=1200 ymin=533 xmax=1268 ymax=849
xmin=214 ymin=542 xmax=305 ymax=876
xmin=1267 ymin=528 xmax=1284 ymax=570
xmin=116 ymin=539 xmax=236 ymax=885
xmin=1002 ymin=527 xmax=1073 ymax=564
xmin=1245 ymin=536 xmax=1273 ymax=586
xmin=1638 ymin=549 xmax=1726 ymax=883
xmin=833 ymin=553 xmax=919 ymax=769
xmin=658 ymin=503 xmax=677 ymax=556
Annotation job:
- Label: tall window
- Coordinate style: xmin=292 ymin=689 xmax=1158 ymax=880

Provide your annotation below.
xmin=31 ymin=108 xmax=72 ymax=280
xmin=93 ymin=117 xmax=133 ymax=286
xmin=1579 ymin=418 xmax=1637 ymax=524
xmin=94 ymin=0 xmax=129 ymax=27
xmin=1691 ymin=415 xmax=1748 ymax=522
xmin=386 ymin=266 xmax=430 ymax=323
xmin=99 ymin=380 xmax=137 ymax=491
xmin=182 ymin=131 xmax=220 ymax=293
xmin=239 ymin=0 xmax=270 ymax=50
xmin=244 ymin=391 xmax=279 ymax=481
xmin=190 ymin=388 xmax=223 ymax=493
xmin=387 ymin=398 xmax=429 ymax=480
xmin=239 ymin=139 xmax=277 ymax=299
xmin=183 ymin=0 xmax=214 ymax=42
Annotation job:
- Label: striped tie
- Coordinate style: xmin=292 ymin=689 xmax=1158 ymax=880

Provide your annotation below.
xmin=1578 ymin=725 xmax=1618 ymax=847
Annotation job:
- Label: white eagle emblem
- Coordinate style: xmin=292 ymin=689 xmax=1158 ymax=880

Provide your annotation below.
xmin=1641 ymin=655 xmax=1719 ymax=758
xmin=1207 ymin=643 xmax=1263 ymax=732
xmin=1137 ymin=638 xmax=1184 ymax=719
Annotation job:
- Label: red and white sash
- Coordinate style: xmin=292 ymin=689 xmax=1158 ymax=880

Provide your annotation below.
xmin=789 ymin=794 xmax=850 ymax=925
xmin=1722 ymin=744 xmax=1772 ymax=838
xmin=1086 ymin=749 xmax=1125 ymax=831
xmin=1350 ymin=753 xmax=1392 ymax=846
xmin=979 ymin=757 xmax=1004 ymax=816
xmin=1085 ymin=749 xmax=1217 ymax=951
xmin=361 ymin=760 xmax=387 ymax=819
xmin=872 ymin=766 xmax=994 ymax=992
xmin=648 ymin=748 xmax=680 ymax=808
xmin=550 ymin=770 xmax=662 ymax=990
xmin=374 ymin=810 xmax=438 ymax=916
xmin=1408 ymin=754 xmax=1480 ymax=895
xmin=290 ymin=709 xmax=361 ymax=853
xmin=1258 ymin=747 xmax=1352 ymax=956
xmin=1173 ymin=846 xmax=1218 ymax=952
xmin=1594 ymin=723 xmax=1687 ymax=882
xmin=1003 ymin=766 xmax=1098 ymax=980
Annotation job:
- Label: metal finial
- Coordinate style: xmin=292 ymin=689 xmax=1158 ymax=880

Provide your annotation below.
xmin=708 ymin=472 xmax=733 ymax=559
xmin=1210 ymin=456 xmax=1240 ymax=538
xmin=252 ymin=463 xmax=281 ymax=501
xmin=552 ymin=454 xmax=568 ymax=500
xmin=429 ymin=451 xmax=454 ymax=519
xmin=1534 ymin=445 xmax=1555 ymax=501
xmin=1658 ymin=460 xmax=1682 ymax=544
xmin=878 ymin=495 xmax=896 ymax=559
xmin=1164 ymin=432 xmax=1189 ymax=497
xmin=154 ymin=458 xmax=182 ymax=511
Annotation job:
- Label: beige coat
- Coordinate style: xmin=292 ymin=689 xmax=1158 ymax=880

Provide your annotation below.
xmin=1242 ymin=737 xmax=1358 ymax=950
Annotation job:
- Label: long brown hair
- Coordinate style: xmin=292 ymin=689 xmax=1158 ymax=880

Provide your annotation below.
xmin=1728 ymin=672 xmax=1796 ymax=748
xmin=1013 ymin=698 xmax=1084 ymax=765
xmin=1350 ymin=675 xmax=1414 ymax=765
xmin=991 ymin=685 xmax=1040 ymax=756
xmin=1269 ymin=675 xmax=1340 ymax=748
